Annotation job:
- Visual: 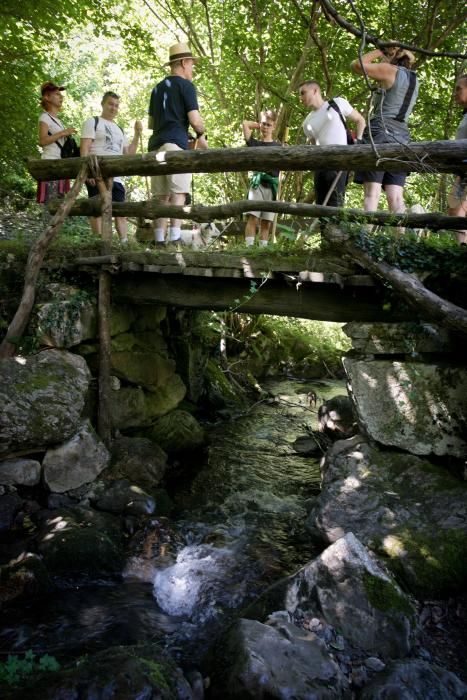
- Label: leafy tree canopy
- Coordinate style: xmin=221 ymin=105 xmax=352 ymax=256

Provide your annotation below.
xmin=0 ymin=0 xmax=465 ymax=208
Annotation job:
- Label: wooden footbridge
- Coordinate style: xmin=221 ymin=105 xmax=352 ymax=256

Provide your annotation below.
xmin=1 ymin=141 xmax=466 ymax=442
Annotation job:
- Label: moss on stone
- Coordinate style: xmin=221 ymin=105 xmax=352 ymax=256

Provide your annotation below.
xmin=139 ymin=658 xmax=172 ymax=693
xmin=362 ymin=572 xmax=414 ymax=616
xmin=382 ymin=527 xmax=467 ymax=598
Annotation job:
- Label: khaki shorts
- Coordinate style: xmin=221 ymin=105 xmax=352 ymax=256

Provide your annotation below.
xmin=150 ymin=143 xmax=192 ymax=196
xmin=447 ymin=176 xmax=467 ymax=210
xmin=245 ymin=183 xmax=275 ymax=222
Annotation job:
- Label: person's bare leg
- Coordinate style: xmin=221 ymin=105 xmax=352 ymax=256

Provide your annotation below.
xmin=154 ymin=194 xmax=170 ymax=244
xmin=168 ymin=192 xmax=187 ymax=242
xmin=115 ymin=217 xmax=128 ymax=243
xmin=89 ymin=217 xmax=102 ymax=236
xmin=448 ymin=202 xmax=467 ymax=244
xmin=363 ymin=182 xmax=382 ymax=212
xmin=385 ymin=184 xmax=406 ymax=235
xmin=245 ymin=215 xmax=258 ymax=246
xmin=259 ymin=219 xmax=271 ymax=246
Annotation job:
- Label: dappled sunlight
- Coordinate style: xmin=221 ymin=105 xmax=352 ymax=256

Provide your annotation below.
xmin=361 ymin=371 xmax=377 ymax=389
xmin=13 ymin=355 xmax=27 ymax=365
xmin=155 ymin=151 xmax=167 ymax=163
xmin=386 ymin=364 xmax=416 ymax=426
xmin=42 ymin=516 xmax=70 ymax=542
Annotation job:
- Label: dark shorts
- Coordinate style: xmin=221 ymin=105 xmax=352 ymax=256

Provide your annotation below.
xmin=354 ymin=118 xmax=410 ymax=188
xmin=86 ymin=181 xmax=125 ymax=203
xmin=314 ymin=170 xmax=347 ymax=207
xmin=354 ymin=170 xmax=407 ymax=188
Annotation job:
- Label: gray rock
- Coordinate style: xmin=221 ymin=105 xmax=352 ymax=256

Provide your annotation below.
xmin=109 ymin=377 xmax=186 ymax=430
xmin=0 ymin=492 xmax=22 ymax=531
xmin=0 ymin=553 xmax=51 ymax=604
xmin=110 ymin=436 xmax=167 ymax=490
xmin=359 ymin=659 xmax=467 ymax=699
xmin=344 ymin=357 xmax=467 ymax=457
xmin=37 ymin=507 xmax=124 ymax=576
xmin=94 ymin=479 xmax=156 ymax=515
xmin=343 ymin=322 xmax=453 ymax=355
xmin=0 ymin=458 xmax=41 ymax=486
xmin=146 ymin=410 xmax=205 ymax=453
xmin=0 ymin=349 xmax=91 ymax=456
xmin=365 ymin=657 xmax=386 ymax=672
xmin=283 ymin=533 xmax=417 ymax=659
xmin=211 ymin=618 xmax=348 ymax=698
xmin=307 ymin=438 xmax=467 ymax=597
xmin=43 ymin=421 xmax=110 ymax=493
xmin=37 ymin=300 xmax=97 ymax=348
xmin=318 ymin=395 xmax=357 ymax=439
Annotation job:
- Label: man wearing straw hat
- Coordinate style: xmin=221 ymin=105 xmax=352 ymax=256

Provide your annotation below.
xmin=148 ymin=42 xmax=208 ymax=247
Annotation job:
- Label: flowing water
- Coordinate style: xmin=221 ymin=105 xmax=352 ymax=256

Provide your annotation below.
xmin=0 ymin=379 xmax=343 ymax=666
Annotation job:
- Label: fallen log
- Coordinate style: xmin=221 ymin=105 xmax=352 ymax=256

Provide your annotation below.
xmin=0 ymin=164 xmax=89 ymax=358
xmin=28 ymin=140 xmax=467 ymax=181
xmin=323 ymin=227 xmax=467 ymax=336
xmin=48 ymin=198 xmax=467 ymax=232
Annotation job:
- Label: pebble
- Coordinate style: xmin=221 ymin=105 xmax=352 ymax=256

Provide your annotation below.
xmin=364 ymin=656 xmax=386 ymax=672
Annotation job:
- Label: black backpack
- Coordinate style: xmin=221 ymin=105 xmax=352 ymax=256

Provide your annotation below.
xmin=327 ymin=99 xmax=356 ymax=145
xmin=46 ymin=113 xmax=80 ymax=158
xmin=60 ymin=135 xmax=80 ymax=158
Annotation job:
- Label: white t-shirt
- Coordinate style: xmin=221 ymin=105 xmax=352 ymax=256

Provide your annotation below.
xmin=302 ymin=97 xmax=353 ymax=146
xmin=39 ymin=112 xmax=65 ymax=160
xmin=81 ymin=117 xmax=129 ymax=184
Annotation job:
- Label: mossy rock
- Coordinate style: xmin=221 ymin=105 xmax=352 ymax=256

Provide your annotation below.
xmin=37 ymin=507 xmax=124 ymax=577
xmin=132 ymin=306 xmax=167 ymax=330
xmin=205 ymin=359 xmax=248 ymax=411
xmin=378 ymin=527 xmax=467 ymax=598
xmin=146 ymin=410 xmax=205 ymax=453
xmin=111 ymin=351 xmax=176 ymax=390
xmin=0 ymin=554 xmax=52 ymax=604
xmin=110 ymin=306 xmax=135 ymax=336
xmin=0 ymin=644 xmax=192 ymax=700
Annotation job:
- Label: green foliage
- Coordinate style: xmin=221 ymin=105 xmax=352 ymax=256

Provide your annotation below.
xmin=348 ymin=225 xmax=467 ymax=274
xmin=0 ymin=651 xmax=60 ymax=687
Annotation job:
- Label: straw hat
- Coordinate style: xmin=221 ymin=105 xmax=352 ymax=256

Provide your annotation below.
xmin=165 ymin=42 xmax=199 ymax=66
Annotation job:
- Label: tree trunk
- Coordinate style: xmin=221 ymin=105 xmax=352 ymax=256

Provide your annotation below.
xmin=325 ymin=228 xmax=467 ymax=335
xmin=0 ymin=164 xmax=88 ymax=358
xmin=96 ymin=176 xmax=113 ymax=447
xmin=27 ymin=140 xmax=467 ymax=181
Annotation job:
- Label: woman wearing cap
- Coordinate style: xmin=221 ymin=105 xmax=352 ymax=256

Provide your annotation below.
xmin=37 ymin=82 xmax=77 ymax=208
xmin=351 ymin=47 xmax=419 ymax=215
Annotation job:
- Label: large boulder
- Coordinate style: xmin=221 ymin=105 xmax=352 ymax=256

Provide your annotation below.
xmin=93 ymin=479 xmax=156 ymax=516
xmin=210 ymin=617 xmax=348 ymax=699
xmin=37 ymin=507 xmax=124 ymax=576
xmin=0 ymin=553 xmax=51 ymax=605
xmin=0 ymin=350 xmax=91 ymax=456
xmin=110 ymin=436 xmax=167 ymax=490
xmin=318 ymin=395 xmax=357 ymax=439
xmin=36 ymin=300 xmax=97 ymax=348
xmin=0 ymin=491 xmax=22 ymax=532
xmin=359 ymin=659 xmax=467 ymax=699
xmin=344 ymin=357 xmax=467 ymax=457
xmin=111 ymin=351 xmax=176 ymax=390
xmin=42 ymin=421 xmax=110 ymax=493
xmin=343 ymin=322 xmax=453 ymax=355
xmin=251 ymin=533 xmax=417 ymax=659
xmin=0 ymin=458 xmax=41 ymax=486
xmin=0 ymin=644 xmax=196 ymax=700
xmin=307 ymin=437 xmax=467 ymax=597
xmin=110 ymin=377 xmax=186 ymax=430
xmin=146 ymin=410 xmax=205 ymax=453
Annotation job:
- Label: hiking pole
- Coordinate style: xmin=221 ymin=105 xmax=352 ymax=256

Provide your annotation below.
xmin=270 ymin=126 xmax=289 ymax=244
xmin=305 ymin=170 xmax=343 ymax=236
xmin=139 ymin=133 xmax=151 ymax=201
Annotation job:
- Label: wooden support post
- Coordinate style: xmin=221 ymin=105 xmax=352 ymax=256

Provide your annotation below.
xmin=92 ymin=158 xmax=113 ymax=447
xmin=0 ymin=164 xmax=88 ymax=358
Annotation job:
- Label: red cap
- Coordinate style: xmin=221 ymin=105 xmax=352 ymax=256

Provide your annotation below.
xmin=40 ymin=82 xmax=66 ymax=95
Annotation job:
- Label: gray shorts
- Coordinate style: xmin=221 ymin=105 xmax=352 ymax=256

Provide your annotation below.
xmin=150 ymin=143 xmax=192 ymax=196
xmin=245 ymin=184 xmax=275 ymax=221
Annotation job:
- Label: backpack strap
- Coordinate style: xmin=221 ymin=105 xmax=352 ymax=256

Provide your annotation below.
xmin=93 ymin=115 xmax=124 ymax=136
xmin=327 ymin=99 xmax=347 ymax=129
xmin=46 ymin=113 xmax=65 ymax=150
xmin=395 ymin=70 xmax=418 ymax=122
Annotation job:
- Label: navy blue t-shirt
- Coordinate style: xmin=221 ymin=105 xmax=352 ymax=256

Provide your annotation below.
xmin=247 ymin=137 xmax=281 ymax=177
xmin=148 ymin=75 xmax=199 ymax=151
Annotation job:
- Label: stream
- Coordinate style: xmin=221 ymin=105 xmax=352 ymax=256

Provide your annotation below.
xmin=0 ymin=378 xmax=343 ymax=668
